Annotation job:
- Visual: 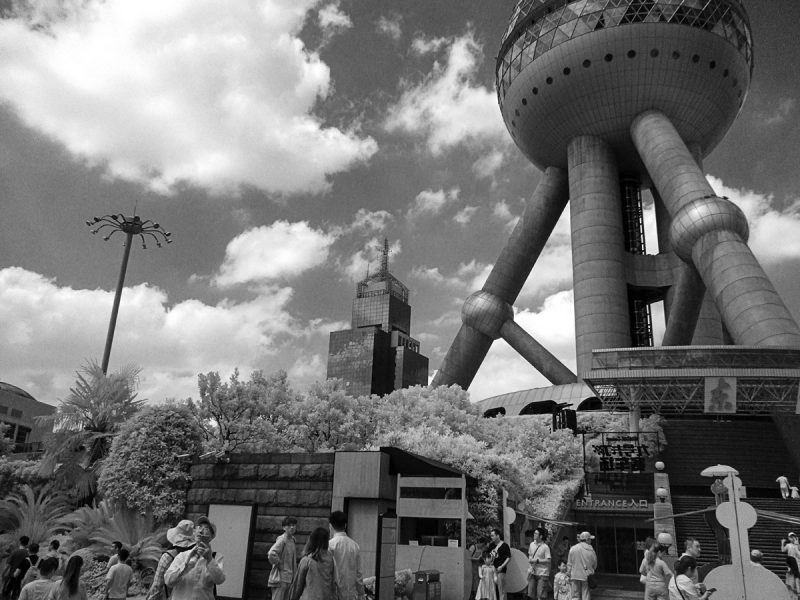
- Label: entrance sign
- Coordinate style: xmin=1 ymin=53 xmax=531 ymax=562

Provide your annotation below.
xmin=574 ymin=498 xmax=649 ymax=512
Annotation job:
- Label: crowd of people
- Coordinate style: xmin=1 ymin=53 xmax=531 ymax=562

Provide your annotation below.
xmin=472 ymin=527 xmax=599 ymax=600
xmin=266 ymin=511 xmax=364 ymax=600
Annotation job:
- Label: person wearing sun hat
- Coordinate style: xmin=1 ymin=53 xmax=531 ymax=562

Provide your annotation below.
xmin=781 ymin=532 xmax=800 ymax=596
xmin=145 ymin=520 xmax=196 ymax=600
xmin=164 ymin=516 xmax=225 ymax=600
xmin=567 ymin=532 xmax=597 ymax=600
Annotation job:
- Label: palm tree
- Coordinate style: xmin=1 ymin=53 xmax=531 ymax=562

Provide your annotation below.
xmin=61 ymin=501 xmax=166 ymax=568
xmin=0 ymin=484 xmax=71 ymax=547
xmin=37 ymin=361 xmax=145 ymax=503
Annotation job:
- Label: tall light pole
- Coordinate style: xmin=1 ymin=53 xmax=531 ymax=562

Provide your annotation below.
xmin=86 ymin=214 xmax=172 ymax=374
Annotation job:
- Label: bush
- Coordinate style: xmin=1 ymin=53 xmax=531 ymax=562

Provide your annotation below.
xmin=0 ymin=459 xmax=50 ymax=498
xmin=98 ymin=404 xmax=203 ymax=524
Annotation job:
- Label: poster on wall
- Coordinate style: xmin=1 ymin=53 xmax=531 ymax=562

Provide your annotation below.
xmin=704 ymin=376 xmax=737 ymax=414
xmin=208 ymin=504 xmax=256 ymax=600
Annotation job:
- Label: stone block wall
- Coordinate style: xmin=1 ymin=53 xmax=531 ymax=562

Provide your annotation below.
xmin=186 ymin=452 xmax=335 ymax=599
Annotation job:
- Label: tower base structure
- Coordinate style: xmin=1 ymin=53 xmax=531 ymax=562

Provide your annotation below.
xmin=434 ymin=109 xmax=800 ymax=390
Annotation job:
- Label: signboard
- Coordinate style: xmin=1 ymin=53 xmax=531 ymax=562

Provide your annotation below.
xmin=704 ymin=376 xmax=736 ymax=413
xmin=574 ymin=497 xmax=650 ymax=512
xmin=208 ymin=504 xmax=255 ymax=600
xmin=586 ymin=432 xmax=657 ymax=473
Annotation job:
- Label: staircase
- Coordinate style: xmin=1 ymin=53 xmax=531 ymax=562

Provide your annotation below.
xmin=661 ymin=419 xmax=788 ymax=494
xmin=747 ymin=497 xmax=800 ymax=577
xmin=671 ymin=495 xmax=720 ymax=565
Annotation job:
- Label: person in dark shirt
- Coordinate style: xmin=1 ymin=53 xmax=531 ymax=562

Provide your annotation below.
xmin=2 ymin=536 xmax=30 ymax=600
xmin=489 ymin=528 xmax=511 ymax=600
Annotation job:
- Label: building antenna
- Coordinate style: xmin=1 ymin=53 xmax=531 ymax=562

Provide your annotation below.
xmin=380 ymin=237 xmax=389 ymax=277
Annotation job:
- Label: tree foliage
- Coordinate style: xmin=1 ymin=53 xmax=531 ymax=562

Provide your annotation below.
xmin=98 ymin=404 xmax=203 ymax=523
xmin=0 ymin=484 xmax=71 ymax=548
xmin=38 ymin=361 xmax=145 ymax=502
xmin=188 ymin=369 xmax=295 ymax=452
xmin=0 ymin=459 xmax=49 ymax=498
xmin=61 ymin=500 xmax=166 ymax=568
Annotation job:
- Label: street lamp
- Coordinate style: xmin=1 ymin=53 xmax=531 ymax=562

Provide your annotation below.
xmin=86 ymin=213 xmax=172 ymax=373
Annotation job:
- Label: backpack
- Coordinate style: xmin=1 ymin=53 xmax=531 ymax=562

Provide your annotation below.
xmin=20 ymin=556 xmax=41 ymax=588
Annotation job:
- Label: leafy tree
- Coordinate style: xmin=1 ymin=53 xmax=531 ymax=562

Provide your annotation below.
xmin=38 ymin=361 xmax=145 ymax=502
xmin=285 ymin=379 xmax=374 ymax=452
xmin=61 ymin=501 xmax=165 ymax=568
xmin=98 ymin=404 xmax=203 ymax=523
xmin=0 ymin=484 xmax=71 ymax=548
xmin=188 ymin=369 xmax=295 ymax=452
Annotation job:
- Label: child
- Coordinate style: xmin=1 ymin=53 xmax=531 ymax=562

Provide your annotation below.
xmin=476 ymin=550 xmax=497 ymax=600
xmin=554 ymin=560 xmax=571 ymax=600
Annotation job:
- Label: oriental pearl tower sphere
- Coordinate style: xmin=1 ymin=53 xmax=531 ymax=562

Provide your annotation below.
xmin=433 ymin=0 xmax=800 ymax=389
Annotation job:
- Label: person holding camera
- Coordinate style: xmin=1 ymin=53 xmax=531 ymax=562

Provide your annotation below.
xmin=164 ymin=516 xmax=225 ymax=600
xmin=667 ymin=556 xmax=713 ymax=600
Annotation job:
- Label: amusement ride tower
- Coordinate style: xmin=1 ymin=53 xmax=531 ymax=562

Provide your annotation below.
xmin=434 ymin=0 xmax=800 ymax=389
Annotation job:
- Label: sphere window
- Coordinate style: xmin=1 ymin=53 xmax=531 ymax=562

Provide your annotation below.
xmin=723 ymin=68 xmax=729 ymax=77
xmin=546 ymin=76 xmax=553 ymax=84
xmin=732 ymin=79 xmax=738 ymax=87
xmin=563 ymin=67 xmax=571 ymax=75
xmin=583 ymin=59 xmax=591 ymax=68
xmin=511 ymin=120 xmax=516 ymax=127
xmin=692 ymin=54 xmax=700 ymax=63
xmin=522 ymin=98 xmax=528 ymax=105
xmin=627 ymin=50 xmax=636 ymax=58
xmin=604 ymin=53 xmax=613 ymax=62
xmin=709 ymin=60 xmax=716 ymax=69
xmin=672 ymin=50 xmax=681 ymax=59
xmin=515 ymin=109 xmax=520 ymax=116
xmin=650 ymin=49 xmax=659 ymax=58
xmin=532 ymin=87 xmax=539 ymax=95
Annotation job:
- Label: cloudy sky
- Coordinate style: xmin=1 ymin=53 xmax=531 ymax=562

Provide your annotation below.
xmin=1 ymin=0 xmax=799 ymax=406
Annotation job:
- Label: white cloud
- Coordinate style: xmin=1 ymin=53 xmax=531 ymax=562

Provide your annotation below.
xmin=707 ymin=175 xmax=800 ymax=264
xmin=760 ymin=97 xmax=796 ymax=126
xmin=376 ymin=15 xmax=402 ymax=41
xmin=453 ymin=206 xmax=478 ymax=225
xmin=407 ymin=187 xmax=460 ymax=221
xmin=468 ymin=290 xmax=576 ymax=401
xmin=410 ymin=35 xmax=448 ymax=56
xmin=339 ymin=237 xmax=402 ymax=282
xmin=492 ymin=199 xmax=519 ymax=231
xmin=472 ymin=149 xmax=505 ymax=179
xmin=318 ymin=2 xmax=352 ymax=32
xmin=347 ymin=208 xmax=394 ymax=234
xmin=0 ymin=267 xmax=309 ymax=403
xmin=0 ymin=0 xmax=376 ymax=195
xmin=288 ymin=353 xmax=327 ymax=385
xmin=213 ymin=221 xmax=336 ymax=287
xmin=384 ymin=31 xmax=508 ymax=155
xmin=410 ymin=259 xmax=490 ymax=293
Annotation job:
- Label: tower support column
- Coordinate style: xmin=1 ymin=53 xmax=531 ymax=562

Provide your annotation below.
xmin=632 ymin=110 xmax=800 ymax=347
xmin=432 ymin=167 xmax=569 ymax=388
xmin=568 ymin=136 xmax=631 ymax=376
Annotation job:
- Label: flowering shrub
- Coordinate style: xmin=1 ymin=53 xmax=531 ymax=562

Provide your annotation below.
xmin=98 ymin=404 xmax=202 ymax=524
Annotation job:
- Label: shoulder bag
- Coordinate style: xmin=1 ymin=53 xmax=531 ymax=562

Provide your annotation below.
xmin=582 ymin=555 xmax=597 ymax=589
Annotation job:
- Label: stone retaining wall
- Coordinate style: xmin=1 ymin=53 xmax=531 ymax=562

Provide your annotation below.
xmin=186 ymin=452 xmax=335 ymax=599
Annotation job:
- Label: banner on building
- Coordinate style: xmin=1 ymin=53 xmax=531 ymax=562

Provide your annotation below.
xmin=704 ymin=376 xmax=736 ymax=414
xmin=584 ymin=432 xmax=660 ymax=473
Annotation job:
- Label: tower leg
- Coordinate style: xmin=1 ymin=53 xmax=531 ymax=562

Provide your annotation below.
xmin=432 ymin=167 xmax=569 ymax=388
xmin=568 ymin=136 xmax=631 ymax=376
xmin=632 ymin=110 xmax=800 ymax=347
